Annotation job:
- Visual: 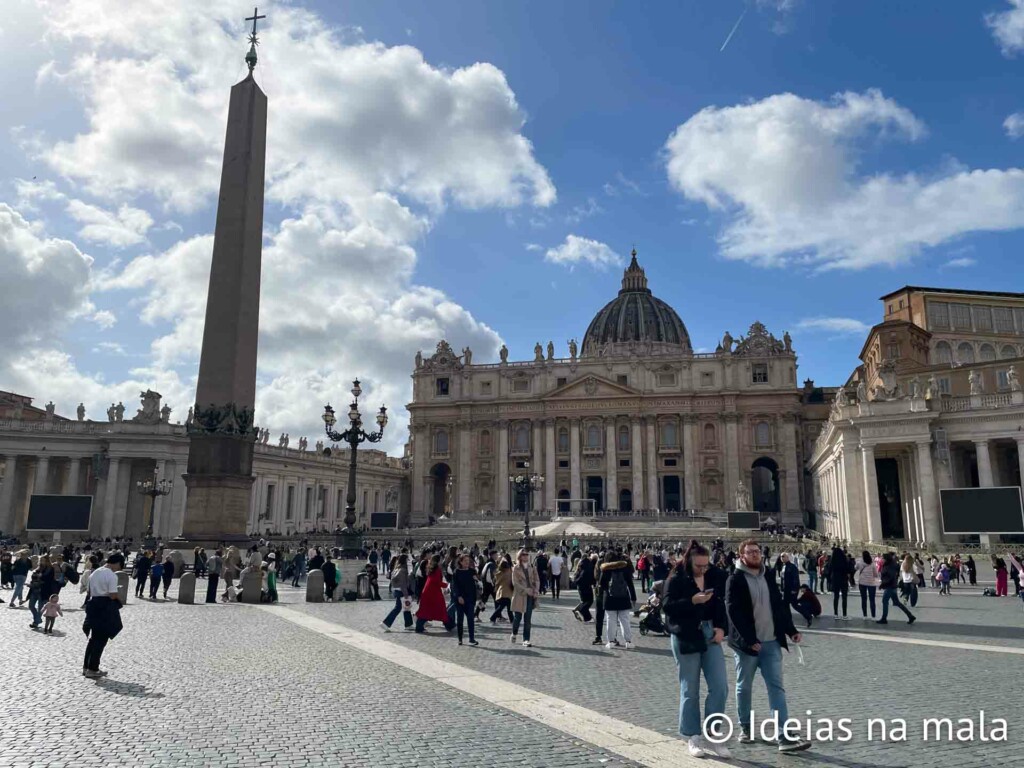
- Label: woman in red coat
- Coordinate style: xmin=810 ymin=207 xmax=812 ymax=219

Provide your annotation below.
xmin=415 ymin=555 xmax=453 ymax=633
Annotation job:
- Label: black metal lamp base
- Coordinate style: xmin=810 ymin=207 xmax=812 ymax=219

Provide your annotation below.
xmin=334 ymin=527 xmax=362 ymax=558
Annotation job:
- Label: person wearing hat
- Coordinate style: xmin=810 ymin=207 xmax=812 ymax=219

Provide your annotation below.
xmin=83 ymin=553 xmax=125 ymax=678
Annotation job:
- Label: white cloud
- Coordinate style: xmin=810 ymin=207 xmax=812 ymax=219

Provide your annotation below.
xmin=0 ymin=204 xmax=93 ymax=355
xmin=565 ymin=197 xmax=602 ymax=224
xmin=90 ymin=309 xmax=117 ymax=329
xmin=986 ymin=0 xmax=1024 ymax=57
xmin=544 ymin=235 xmax=623 ymax=270
xmin=942 ymin=256 xmax=977 ymax=269
xmin=796 ymin=317 xmax=871 ymax=335
xmin=664 ymin=89 xmax=1024 ymax=270
xmin=603 ymin=172 xmax=642 ymax=197
xmin=1005 ymin=112 xmax=1024 ymax=139
xmin=524 ymin=243 xmax=543 ymax=252
xmin=66 ymin=199 xmax=153 ymax=247
xmin=93 ymin=341 xmax=126 ymax=354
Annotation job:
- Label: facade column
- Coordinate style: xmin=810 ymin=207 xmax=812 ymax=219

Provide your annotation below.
xmin=1016 ymin=438 xmax=1024 ymax=493
xmin=840 ymin=447 xmax=863 ymax=542
xmin=975 ymin=440 xmax=995 ymax=487
xmin=458 ymin=423 xmax=472 ymax=514
xmin=101 ymin=458 xmax=121 ymax=539
xmin=0 ymin=456 xmax=17 ymax=534
xmin=645 ymin=417 xmax=658 ymax=510
xmin=569 ymin=418 xmax=581 ymax=513
xmin=411 ymin=426 xmax=427 ymax=524
xmin=532 ymin=420 xmax=544 ymax=513
xmin=604 ymin=420 xmax=617 ymax=512
xmin=915 ymin=440 xmax=942 ymax=544
xmin=682 ymin=415 xmax=697 ymax=511
xmin=544 ymin=420 xmax=556 ymax=513
xmin=724 ymin=416 xmax=739 ymax=503
xmin=781 ymin=414 xmax=801 ymax=517
xmin=631 ymin=419 xmax=645 ymax=510
xmin=861 ymin=444 xmax=883 ymax=542
xmin=34 ymin=455 xmax=50 ymax=495
xmin=497 ymin=421 xmax=509 ymax=511
xmin=67 ymin=457 xmax=82 ymax=496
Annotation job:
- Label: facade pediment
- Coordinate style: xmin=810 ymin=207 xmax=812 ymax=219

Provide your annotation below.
xmin=542 ymin=374 xmax=640 ymax=401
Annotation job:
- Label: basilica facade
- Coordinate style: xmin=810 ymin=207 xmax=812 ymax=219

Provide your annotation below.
xmin=408 ymin=252 xmax=819 ymax=526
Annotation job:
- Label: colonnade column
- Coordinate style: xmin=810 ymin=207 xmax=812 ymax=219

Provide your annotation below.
xmin=169 ymin=462 xmax=187 ymax=539
xmin=34 ymin=455 xmax=50 ymax=495
xmin=631 ymin=419 xmax=644 ymax=509
xmin=569 ymin=418 xmax=581 ymax=513
xmin=605 ymin=419 xmax=617 ymax=512
xmin=101 ymin=457 xmax=121 ymax=539
xmin=458 ymin=422 xmax=472 ymax=514
xmin=497 ymin=421 xmax=509 ymax=511
xmin=0 ymin=456 xmax=17 ymax=533
xmin=645 ymin=417 xmax=658 ymax=510
xmin=861 ymin=445 xmax=883 ymax=542
xmin=544 ymin=420 xmax=556 ymax=513
xmin=67 ymin=457 xmax=82 ymax=495
xmin=724 ymin=416 xmax=739 ymax=502
xmin=532 ymin=420 xmax=544 ymax=513
xmin=975 ymin=440 xmax=995 ymax=487
xmin=682 ymin=415 xmax=697 ymax=511
xmin=916 ymin=440 xmax=942 ymax=545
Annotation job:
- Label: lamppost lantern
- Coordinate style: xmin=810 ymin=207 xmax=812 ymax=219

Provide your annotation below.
xmin=136 ymin=466 xmax=171 ymax=547
xmin=323 ymin=375 xmax=387 ymax=556
xmin=508 ymin=468 xmax=545 ymax=548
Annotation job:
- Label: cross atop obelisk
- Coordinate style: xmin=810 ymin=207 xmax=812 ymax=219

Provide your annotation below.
xmin=244 ymin=7 xmax=266 ymax=73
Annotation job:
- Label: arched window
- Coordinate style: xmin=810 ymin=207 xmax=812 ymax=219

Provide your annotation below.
xmin=513 ymin=424 xmax=530 ymax=451
xmin=1001 ymin=344 xmax=1018 ymax=360
xmin=479 ymin=429 xmax=492 ymax=454
xmin=618 ymin=425 xmax=630 ymax=451
xmin=754 ymin=421 xmax=771 ymax=448
xmin=557 ymin=427 xmax=569 ymax=452
xmin=957 ymin=342 xmax=975 ymax=365
xmin=933 ymin=341 xmax=952 ymax=365
xmin=586 ymin=424 xmax=601 ymax=449
xmin=703 ymin=423 xmax=716 ymax=448
xmin=661 ymin=420 xmax=678 ymax=447
xmin=434 ymin=429 xmax=449 ymax=454
xmin=979 ymin=343 xmax=996 ymax=362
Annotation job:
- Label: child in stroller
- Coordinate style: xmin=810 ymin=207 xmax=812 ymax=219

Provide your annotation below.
xmin=638 ymin=579 xmax=670 ymax=636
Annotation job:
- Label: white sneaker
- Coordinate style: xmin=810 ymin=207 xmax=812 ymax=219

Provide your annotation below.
xmin=699 ymin=736 xmax=731 ymax=759
xmin=624 ymin=641 xmax=634 ymax=649
xmin=687 ymin=736 xmax=706 ymax=758
xmin=380 ymin=622 xmax=391 ymax=632
xmin=522 ymin=640 xmax=532 ymax=647
xmin=604 ymin=641 xmax=614 ymax=649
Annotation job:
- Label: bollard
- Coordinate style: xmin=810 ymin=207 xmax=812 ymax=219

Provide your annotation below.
xmin=305 ymin=569 xmax=324 ymax=602
xmin=240 ymin=571 xmax=263 ymax=604
xmin=177 ymin=572 xmax=196 ymax=604
xmin=115 ymin=570 xmax=130 ymax=605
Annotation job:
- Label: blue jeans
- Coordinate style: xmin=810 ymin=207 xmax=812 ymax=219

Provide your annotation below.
xmin=807 ymin=571 xmax=817 ymax=593
xmin=383 ymin=589 xmax=411 ymax=628
xmin=28 ymin=595 xmax=43 ymax=625
xmin=881 ymin=588 xmax=912 ymax=621
xmin=671 ymin=622 xmax=727 ymax=738
xmin=12 ymin=574 xmax=26 ymax=603
xmin=734 ymin=640 xmax=788 ymax=733
xmin=511 ymin=596 xmax=535 ymax=641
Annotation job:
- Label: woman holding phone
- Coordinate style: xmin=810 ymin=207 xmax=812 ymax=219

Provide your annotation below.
xmin=662 ymin=540 xmax=730 ymax=760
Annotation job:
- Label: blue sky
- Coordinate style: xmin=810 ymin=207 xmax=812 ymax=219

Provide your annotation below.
xmin=3 ymin=0 xmax=1024 ymax=452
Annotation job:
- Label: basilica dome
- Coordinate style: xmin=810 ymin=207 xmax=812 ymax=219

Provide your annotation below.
xmin=580 ymin=250 xmax=692 ymax=357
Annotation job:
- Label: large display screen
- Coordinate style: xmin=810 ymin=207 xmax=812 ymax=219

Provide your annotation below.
xmin=728 ymin=511 xmax=761 ymax=529
xmin=370 ymin=512 xmax=398 ymax=529
xmin=26 ymin=495 xmax=93 ymax=531
xmin=939 ymin=487 xmax=1024 ymax=534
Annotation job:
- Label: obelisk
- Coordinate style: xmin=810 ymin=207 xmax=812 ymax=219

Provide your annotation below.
xmin=182 ymin=10 xmax=267 ymax=542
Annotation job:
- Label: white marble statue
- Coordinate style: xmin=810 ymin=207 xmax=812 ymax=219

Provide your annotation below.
xmin=568 ymin=338 xmax=578 ymax=361
xmin=77 ymin=403 xmax=85 ymax=421
xmin=1008 ymin=365 xmax=1020 ymax=392
xmin=499 ymin=344 xmax=508 ymax=363
xmin=925 ymin=374 xmax=937 ymax=400
xmin=735 ymin=481 xmax=751 ymax=511
xmin=462 ymin=346 xmax=472 ymax=366
xmin=160 ymin=404 xmax=171 ymax=424
xmin=114 ymin=402 xmax=125 ymax=422
xmin=185 ymin=407 xmax=194 ymax=427
xmin=856 ymin=380 xmax=867 ymax=404
xmin=546 ymin=341 xmax=554 ymax=361
xmin=909 ymin=376 xmax=921 ymax=399
xmin=44 ymin=401 xmax=55 ymax=419
xmin=107 ymin=403 xmax=117 ymax=422
xmin=534 ymin=342 xmax=544 ymax=362
xmin=969 ymin=369 xmax=983 ymax=395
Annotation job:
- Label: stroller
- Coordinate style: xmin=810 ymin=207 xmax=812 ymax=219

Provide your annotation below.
xmin=638 ymin=579 xmax=670 ymax=636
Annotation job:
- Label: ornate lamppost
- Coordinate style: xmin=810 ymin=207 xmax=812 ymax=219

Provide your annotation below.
xmin=136 ymin=467 xmax=172 ymax=548
xmin=508 ymin=461 xmax=544 ymax=548
xmin=445 ymin=474 xmax=455 ymax=518
xmin=323 ymin=378 xmax=387 ymax=557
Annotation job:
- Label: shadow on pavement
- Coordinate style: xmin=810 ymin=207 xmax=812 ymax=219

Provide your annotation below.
xmin=94 ymin=679 xmax=166 ymax=698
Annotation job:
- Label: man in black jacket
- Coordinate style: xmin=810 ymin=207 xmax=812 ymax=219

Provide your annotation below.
xmin=725 ymin=540 xmax=809 ymax=753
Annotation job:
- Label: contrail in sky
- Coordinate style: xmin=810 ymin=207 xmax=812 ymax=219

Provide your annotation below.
xmin=720 ymin=6 xmax=748 ymax=51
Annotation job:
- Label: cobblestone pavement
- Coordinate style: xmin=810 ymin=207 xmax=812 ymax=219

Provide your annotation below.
xmin=2 ymin=576 xmax=1019 ymax=768
xmin=287 ymin=577 xmax=1023 ymax=768
xmin=0 ymin=584 xmax=638 ymax=768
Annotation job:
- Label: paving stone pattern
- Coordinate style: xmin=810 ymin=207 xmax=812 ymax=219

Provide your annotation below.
xmin=0 ymin=585 xmax=639 ymax=768
xmin=292 ymin=579 xmax=1023 ymax=768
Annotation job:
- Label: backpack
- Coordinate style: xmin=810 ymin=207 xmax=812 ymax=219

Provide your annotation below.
xmin=65 ymin=564 xmax=80 ymax=585
xmin=608 ymin=569 xmax=630 ymax=600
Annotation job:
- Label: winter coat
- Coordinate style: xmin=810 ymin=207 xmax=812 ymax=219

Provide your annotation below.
xmin=597 ymin=561 xmax=637 ymax=612
xmin=828 ymin=548 xmax=851 ymax=591
xmin=662 ymin=565 xmax=727 ymax=654
xmin=780 ymin=562 xmax=800 ymax=597
xmin=879 ymin=560 xmax=901 ymax=589
xmin=510 ymin=562 xmax=539 ymax=614
xmin=451 ymin=568 xmax=478 ymax=605
xmin=493 ymin=567 xmax=514 ymax=601
xmin=416 ymin=567 xmax=450 ymax=623
xmin=725 ymin=561 xmax=798 ymax=656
